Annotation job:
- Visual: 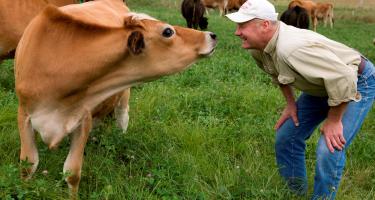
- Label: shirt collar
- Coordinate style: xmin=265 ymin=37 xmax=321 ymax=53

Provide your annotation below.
xmin=263 ymin=22 xmax=280 ymax=54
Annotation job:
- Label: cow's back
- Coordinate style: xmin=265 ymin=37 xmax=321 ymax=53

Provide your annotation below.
xmin=288 ymin=0 xmax=316 ymax=16
xmin=60 ymin=0 xmax=129 ymax=26
xmin=0 ymin=0 xmax=78 ymax=59
xmin=0 ymin=0 xmax=45 ymax=55
xmin=47 ymin=0 xmax=79 ymax=7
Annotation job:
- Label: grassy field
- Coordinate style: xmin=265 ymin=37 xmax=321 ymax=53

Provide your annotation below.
xmin=1 ymin=0 xmax=375 ymax=199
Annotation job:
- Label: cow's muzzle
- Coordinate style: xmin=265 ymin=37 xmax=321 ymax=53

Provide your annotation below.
xmin=200 ymin=31 xmax=217 ymax=56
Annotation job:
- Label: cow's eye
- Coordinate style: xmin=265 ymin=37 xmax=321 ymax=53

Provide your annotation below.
xmin=162 ymin=27 xmax=174 ymax=38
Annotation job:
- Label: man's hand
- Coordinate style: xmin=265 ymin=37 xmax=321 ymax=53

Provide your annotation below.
xmin=274 ymin=103 xmax=299 ymax=130
xmin=275 ymin=84 xmax=298 ymax=130
xmin=320 ymin=119 xmax=346 ymax=153
xmin=321 ymin=102 xmax=348 ymax=153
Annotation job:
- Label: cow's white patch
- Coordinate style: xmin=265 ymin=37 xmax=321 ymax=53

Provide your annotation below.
xmin=30 ymin=108 xmax=81 ymax=148
xmin=128 ymin=12 xmax=158 ymax=21
xmin=199 ymin=31 xmax=217 ymax=55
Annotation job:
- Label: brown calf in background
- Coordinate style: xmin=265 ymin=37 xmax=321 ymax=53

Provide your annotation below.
xmin=202 ymin=0 xmax=228 ymax=16
xmin=314 ymin=2 xmax=334 ymax=30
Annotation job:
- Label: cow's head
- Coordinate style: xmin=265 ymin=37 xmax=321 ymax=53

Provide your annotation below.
xmin=121 ymin=13 xmax=217 ymax=81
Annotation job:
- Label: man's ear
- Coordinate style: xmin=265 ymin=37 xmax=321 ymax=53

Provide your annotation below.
xmin=261 ymin=20 xmax=269 ymax=28
xmin=127 ymin=31 xmax=145 ymax=55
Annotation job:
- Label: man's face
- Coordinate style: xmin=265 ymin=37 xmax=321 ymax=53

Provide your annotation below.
xmin=235 ymin=19 xmax=264 ymax=50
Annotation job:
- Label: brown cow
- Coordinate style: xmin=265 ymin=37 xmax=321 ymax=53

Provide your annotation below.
xmin=288 ymin=0 xmax=316 ymax=30
xmin=314 ymin=2 xmax=334 ymax=30
xmin=15 ymin=0 xmax=217 ymax=198
xmin=288 ymin=0 xmax=316 ymax=16
xmin=202 ymin=0 xmax=228 ymax=16
xmin=226 ymin=0 xmax=246 ymax=13
xmin=0 ymin=0 xmax=94 ymax=62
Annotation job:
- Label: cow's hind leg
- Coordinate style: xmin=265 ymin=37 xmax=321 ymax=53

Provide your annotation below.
xmin=219 ymin=6 xmax=224 ymax=16
xmin=312 ymin=16 xmax=318 ymax=31
xmin=323 ymin=16 xmax=328 ymax=27
xmin=63 ymin=110 xmax=92 ymax=199
xmin=18 ymin=106 xmax=39 ymax=179
xmin=115 ymin=88 xmax=130 ymax=133
xmin=329 ymin=15 xmax=333 ymax=29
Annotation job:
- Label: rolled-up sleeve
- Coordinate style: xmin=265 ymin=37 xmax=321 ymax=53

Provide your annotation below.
xmin=286 ymin=45 xmax=361 ymax=106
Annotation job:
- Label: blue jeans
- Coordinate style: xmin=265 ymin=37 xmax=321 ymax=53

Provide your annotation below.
xmin=275 ymin=59 xmax=375 ymax=199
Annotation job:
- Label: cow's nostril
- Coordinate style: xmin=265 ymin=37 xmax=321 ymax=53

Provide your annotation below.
xmin=210 ymin=33 xmax=217 ymax=40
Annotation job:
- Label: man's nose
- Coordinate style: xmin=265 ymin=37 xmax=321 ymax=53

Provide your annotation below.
xmin=235 ymin=31 xmax=241 ymax=36
xmin=235 ymin=27 xmax=241 ymax=36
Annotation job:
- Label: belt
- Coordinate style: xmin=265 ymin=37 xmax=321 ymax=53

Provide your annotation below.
xmin=358 ymin=56 xmax=366 ymax=75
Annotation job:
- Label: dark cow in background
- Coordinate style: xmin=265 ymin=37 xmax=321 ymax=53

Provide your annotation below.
xmin=181 ymin=0 xmax=208 ymax=30
xmin=280 ymin=5 xmax=309 ymax=29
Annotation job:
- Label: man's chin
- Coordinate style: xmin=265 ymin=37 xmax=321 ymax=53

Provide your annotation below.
xmin=242 ymin=44 xmax=251 ymax=49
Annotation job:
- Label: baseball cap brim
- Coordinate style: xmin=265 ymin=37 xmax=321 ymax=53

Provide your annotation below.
xmin=225 ymin=12 xmax=256 ymax=23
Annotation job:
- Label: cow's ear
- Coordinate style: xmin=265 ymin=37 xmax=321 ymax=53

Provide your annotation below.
xmin=127 ymin=31 xmax=145 ymax=55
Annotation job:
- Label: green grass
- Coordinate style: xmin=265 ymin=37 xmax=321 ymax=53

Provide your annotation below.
xmin=1 ymin=0 xmax=375 ymax=199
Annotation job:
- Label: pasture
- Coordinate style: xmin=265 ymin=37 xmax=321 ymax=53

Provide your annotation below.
xmin=1 ymin=0 xmax=374 ymax=199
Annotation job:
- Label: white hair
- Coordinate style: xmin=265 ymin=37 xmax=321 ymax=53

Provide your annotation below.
xmin=128 ymin=12 xmax=158 ymax=21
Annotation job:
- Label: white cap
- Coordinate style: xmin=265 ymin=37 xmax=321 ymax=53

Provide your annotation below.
xmin=226 ymin=0 xmax=278 ymax=23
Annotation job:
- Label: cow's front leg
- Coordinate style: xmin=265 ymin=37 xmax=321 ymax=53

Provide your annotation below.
xmin=63 ymin=110 xmax=92 ymax=199
xmin=18 ymin=106 xmax=39 ymax=179
xmin=115 ymin=88 xmax=130 ymax=133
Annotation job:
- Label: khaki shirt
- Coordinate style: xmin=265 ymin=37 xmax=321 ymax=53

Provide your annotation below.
xmin=251 ymin=22 xmax=362 ymax=106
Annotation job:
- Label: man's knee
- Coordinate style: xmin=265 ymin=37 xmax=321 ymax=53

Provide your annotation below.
xmin=275 ymin=121 xmax=295 ymax=151
xmin=275 ymin=130 xmax=290 ymax=152
xmin=315 ymin=138 xmax=346 ymax=174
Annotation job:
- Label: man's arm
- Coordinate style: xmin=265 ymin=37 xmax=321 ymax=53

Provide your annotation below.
xmin=274 ymin=84 xmax=299 ymax=130
xmin=285 ymin=46 xmax=358 ymax=152
xmin=320 ymin=102 xmax=348 ymax=153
